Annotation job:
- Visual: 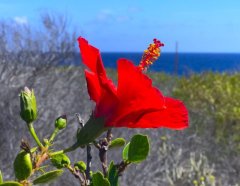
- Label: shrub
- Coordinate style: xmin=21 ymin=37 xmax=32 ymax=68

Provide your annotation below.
xmin=173 ymin=72 xmax=240 ymax=151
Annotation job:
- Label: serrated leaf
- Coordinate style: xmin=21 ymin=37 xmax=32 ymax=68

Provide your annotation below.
xmin=128 ymin=134 xmax=150 ymax=163
xmin=92 ymin=172 xmax=110 ymax=186
xmin=122 ymin=143 xmax=130 ymax=161
xmin=0 ymin=170 xmax=3 ymax=183
xmin=50 ymin=153 xmax=71 ymax=169
xmin=0 ymin=181 xmax=23 ymax=186
xmin=109 ymin=138 xmax=126 ymax=149
xmin=107 ymin=161 xmax=119 ymax=186
xmin=33 ymin=169 xmax=63 ymax=185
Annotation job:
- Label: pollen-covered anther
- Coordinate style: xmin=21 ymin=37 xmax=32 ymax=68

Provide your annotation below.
xmin=138 ymin=38 xmax=164 ymax=71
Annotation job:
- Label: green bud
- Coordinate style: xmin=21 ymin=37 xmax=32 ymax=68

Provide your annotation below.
xmin=193 ymin=180 xmax=198 ymax=186
xmin=14 ymin=151 xmax=32 ymax=181
xmin=74 ymin=161 xmax=86 ymax=172
xmin=55 ymin=115 xmax=67 ymax=130
xmin=20 ymin=87 xmax=37 ymax=123
xmin=51 ymin=153 xmax=71 ymax=169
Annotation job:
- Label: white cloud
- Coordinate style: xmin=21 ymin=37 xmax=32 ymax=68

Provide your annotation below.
xmin=96 ymin=9 xmax=114 ymax=23
xmin=90 ymin=9 xmax=132 ymax=25
xmin=116 ymin=15 xmax=130 ymax=23
xmin=14 ymin=16 xmax=28 ymax=25
xmin=127 ymin=6 xmax=141 ymax=13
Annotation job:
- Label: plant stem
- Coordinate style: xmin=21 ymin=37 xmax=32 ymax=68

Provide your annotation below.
xmin=86 ymin=145 xmax=92 ymax=183
xmin=106 ymin=129 xmax=112 ymax=142
xmin=27 ymin=122 xmax=43 ymax=148
xmin=116 ymin=161 xmax=131 ymax=176
xmin=49 ymin=142 xmax=80 ymax=156
xmin=99 ymin=129 xmax=112 ymax=177
xmin=49 ymin=128 xmax=59 ymax=143
xmin=67 ymin=165 xmax=86 ymax=186
xmin=0 ymin=170 xmax=3 ymax=184
xmin=35 ymin=152 xmax=49 ymax=169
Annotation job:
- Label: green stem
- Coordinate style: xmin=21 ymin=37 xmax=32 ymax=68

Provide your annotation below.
xmin=27 ymin=122 xmax=43 ymax=148
xmin=49 ymin=128 xmax=59 ymax=143
xmin=49 ymin=142 xmax=80 ymax=157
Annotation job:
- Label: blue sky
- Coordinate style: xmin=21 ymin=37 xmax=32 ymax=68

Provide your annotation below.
xmin=0 ymin=0 xmax=240 ymax=53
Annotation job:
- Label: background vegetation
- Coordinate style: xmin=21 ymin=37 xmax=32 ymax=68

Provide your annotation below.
xmin=0 ymin=14 xmax=239 ymax=186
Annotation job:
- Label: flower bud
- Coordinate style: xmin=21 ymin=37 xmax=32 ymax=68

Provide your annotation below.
xmin=14 ymin=151 xmax=32 ymax=181
xmin=74 ymin=161 xmax=86 ymax=173
xmin=51 ymin=153 xmax=71 ymax=169
xmin=20 ymin=87 xmax=37 ymax=123
xmin=55 ymin=115 xmax=67 ymax=130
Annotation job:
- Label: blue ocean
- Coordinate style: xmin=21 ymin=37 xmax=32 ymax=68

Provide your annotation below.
xmin=98 ymin=53 xmax=240 ymax=75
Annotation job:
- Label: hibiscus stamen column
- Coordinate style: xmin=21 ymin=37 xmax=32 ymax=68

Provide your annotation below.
xmin=138 ymin=38 xmax=164 ymax=71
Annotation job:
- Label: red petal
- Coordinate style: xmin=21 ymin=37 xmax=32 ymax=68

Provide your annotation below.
xmin=78 ymin=37 xmax=106 ymax=76
xmin=106 ymin=59 xmax=165 ymax=126
xmin=78 ymin=37 xmax=118 ymax=118
xmin=137 ymin=97 xmax=189 ymax=129
xmin=94 ymin=74 xmax=118 ymax=118
xmin=85 ymin=69 xmax=118 ymax=117
xmin=109 ymin=97 xmax=188 ymax=129
xmin=85 ymin=70 xmax=101 ymax=102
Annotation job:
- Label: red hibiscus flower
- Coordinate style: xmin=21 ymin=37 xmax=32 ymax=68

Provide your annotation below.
xmin=78 ymin=37 xmax=188 ymax=130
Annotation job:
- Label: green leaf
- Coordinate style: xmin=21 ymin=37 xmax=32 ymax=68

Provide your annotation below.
xmin=109 ymin=138 xmax=126 ymax=149
xmin=92 ymin=172 xmax=110 ymax=186
xmin=128 ymin=134 xmax=150 ymax=163
xmin=50 ymin=153 xmax=71 ymax=169
xmin=122 ymin=143 xmax=130 ymax=161
xmin=33 ymin=170 xmax=63 ymax=185
xmin=107 ymin=161 xmax=119 ymax=186
xmin=76 ymin=115 xmax=106 ymax=146
xmin=0 ymin=181 xmax=23 ymax=186
xmin=0 ymin=170 xmax=3 ymax=183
